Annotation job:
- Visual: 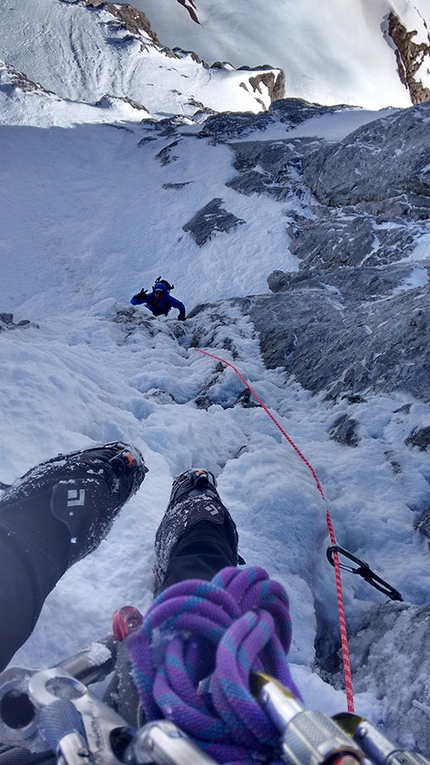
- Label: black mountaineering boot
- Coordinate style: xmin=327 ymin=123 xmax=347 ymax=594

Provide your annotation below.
xmin=0 ymin=442 xmax=147 ymax=671
xmin=154 ymin=469 xmax=240 ymax=594
xmin=168 ymin=468 xmax=220 ymax=503
xmin=0 ymin=441 xmax=148 ymax=566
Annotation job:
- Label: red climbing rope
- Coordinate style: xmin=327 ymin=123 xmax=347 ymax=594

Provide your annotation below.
xmin=196 ymin=347 xmax=355 ymax=713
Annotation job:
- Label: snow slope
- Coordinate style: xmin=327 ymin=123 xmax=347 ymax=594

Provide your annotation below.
xmin=0 ymin=0 xmax=281 ymax=119
xmin=2 ymin=0 xmax=430 ymax=113
xmin=120 ymin=0 xmax=430 ymax=109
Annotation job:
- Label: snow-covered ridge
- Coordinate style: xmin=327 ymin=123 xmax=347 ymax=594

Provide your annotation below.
xmin=0 ymin=0 xmax=284 ymax=124
xmin=0 ymin=55 xmax=154 ymax=126
xmin=126 ymin=0 xmax=430 ymax=110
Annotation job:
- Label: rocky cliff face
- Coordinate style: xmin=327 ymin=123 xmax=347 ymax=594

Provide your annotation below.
xmin=182 ymin=98 xmax=430 ymax=752
xmin=388 ymin=12 xmax=430 ymax=105
xmin=78 ymin=0 xmax=159 ymax=40
xmin=187 ymin=99 xmax=430 ymax=405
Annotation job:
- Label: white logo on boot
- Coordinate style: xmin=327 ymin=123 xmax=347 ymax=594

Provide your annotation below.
xmin=67 ymin=488 xmax=86 ymax=507
xmin=207 ymin=503 xmax=219 ymax=516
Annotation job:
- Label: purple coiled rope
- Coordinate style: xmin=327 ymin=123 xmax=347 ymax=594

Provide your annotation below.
xmin=127 ymin=566 xmax=302 ymax=764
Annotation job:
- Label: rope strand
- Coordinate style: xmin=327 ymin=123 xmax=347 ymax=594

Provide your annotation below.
xmin=195 ymin=348 xmax=354 ymax=713
xmin=128 ymin=567 xmax=299 ymax=764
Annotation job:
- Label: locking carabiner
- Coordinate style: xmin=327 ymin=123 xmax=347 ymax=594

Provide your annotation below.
xmin=326 ymin=545 xmax=403 ymax=601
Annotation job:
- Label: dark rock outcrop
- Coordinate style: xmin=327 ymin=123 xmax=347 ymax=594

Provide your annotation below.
xmin=0 ymin=62 xmax=54 ymax=95
xmin=329 ymin=413 xmax=360 ymax=447
xmin=247 ymin=69 xmax=286 ymax=106
xmin=405 ymin=425 xmax=430 ymax=451
xmin=415 ymin=506 xmax=430 ymax=539
xmin=194 ymin=100 xmax=430 ymax=403
xmin=302 ymin=103 xmax=430 ymax=220
xmin=199 ymin=98 xmax=341 ymax=142
xmin=175 ymin=0 xmax=200 ymax=25
xmin=249 ymin=273 xmax=430 ymax=402
xmin=79 ymin=1 xmax=160 ymax=42
xmin=183 ymin=198 xmax=245 ymax=245
xmin=0 ymin=313 xmax=38 ymax=332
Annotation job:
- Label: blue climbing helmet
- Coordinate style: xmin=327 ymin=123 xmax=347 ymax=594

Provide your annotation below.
xmin=153 ymin=277 xmax=174 ymax=293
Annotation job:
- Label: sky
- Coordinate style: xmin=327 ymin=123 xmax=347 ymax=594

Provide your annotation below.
xmin=0 ymin=0 xmax=429 ymax=757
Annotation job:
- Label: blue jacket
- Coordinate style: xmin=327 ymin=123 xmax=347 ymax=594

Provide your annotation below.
xmin=130 ymin=282 xmax=186 ymax=319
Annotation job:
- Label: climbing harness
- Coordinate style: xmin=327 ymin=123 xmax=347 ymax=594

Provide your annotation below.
xmin=196 ymin=347 xmax=355 ymax=713
xmin=326 ymin=545 xmax=403 ymax=601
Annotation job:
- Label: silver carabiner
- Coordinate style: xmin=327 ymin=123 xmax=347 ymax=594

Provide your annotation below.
xmin=0 ymin=665 xmax=134 ymax=765
xmin=125 ymin=720 xmax=218 ymax=765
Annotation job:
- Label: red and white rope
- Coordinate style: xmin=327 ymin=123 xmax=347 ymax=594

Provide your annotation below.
xmin=196 ymin=347 xmax=355 ymax=712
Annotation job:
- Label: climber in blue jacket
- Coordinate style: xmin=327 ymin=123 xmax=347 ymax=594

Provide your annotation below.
xmin=130 ymin=278 xmax=186 ymax=320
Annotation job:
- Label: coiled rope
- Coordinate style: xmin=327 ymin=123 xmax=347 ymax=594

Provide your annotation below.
xmin=128 ymin=566 xmax=301 ymax=765
xmin=195 ymin=348 xmax=354 ymax=713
